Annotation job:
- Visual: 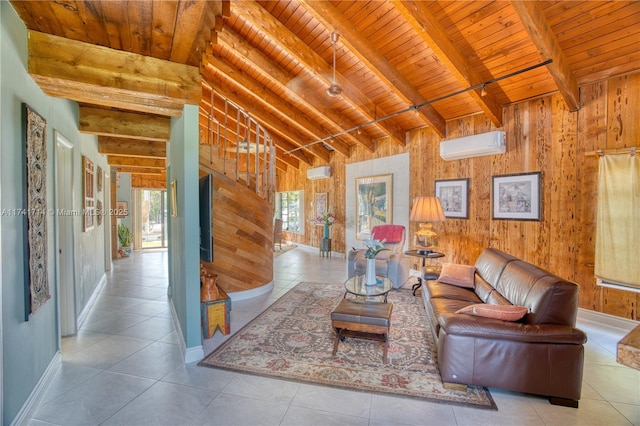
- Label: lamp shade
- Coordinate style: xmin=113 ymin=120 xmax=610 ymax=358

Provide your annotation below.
xmin=410 ymin=197 xmax=446 ymax=223
xmin=410 ymin=197 xmax=445 ymax=253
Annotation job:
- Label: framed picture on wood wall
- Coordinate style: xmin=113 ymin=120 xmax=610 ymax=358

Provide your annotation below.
xmin=435 ymin=178 xmax=469 ymax=219
xmin=355 ymin=173 xmax=392 ymax=239
xmin=492 ymin=172 xmax=541 ymax=220
xmin=315 ymin=192 xmax=327 ymax=222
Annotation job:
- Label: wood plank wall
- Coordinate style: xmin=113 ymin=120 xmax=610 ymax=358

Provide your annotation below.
xmin=200 ymin=166 xmax=274 ymax=294
xmin=277 ymin=71 xmax=639 ymax=321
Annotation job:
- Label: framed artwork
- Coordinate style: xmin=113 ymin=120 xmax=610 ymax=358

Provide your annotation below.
xmin=116 ymin=201 xmax=128 ymax=218
xmin=356 ymin=174 xmax=392 ymax=239
xmin=97 ymin=166 xmax=103 ymax=192
xmin=23 ymin=103 xmax=51 ymax=318
xmin=435 ymin=178 xmax=469 ymax=219
xmin=83 ymin=155 xmax=95 ymax=231
xmin=170 ymin=180 xmax=178 ymax=217
xmin=492 ymin=172 xmax=541 ymax=220
xmin=96 ymin=199 xmax=103 ymax=225
xmin=315 ymin=192 xmax=327 ymax=222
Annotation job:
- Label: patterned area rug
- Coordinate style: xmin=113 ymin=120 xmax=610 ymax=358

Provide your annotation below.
xmin=199 ymin=282 xmax=496 ymax=410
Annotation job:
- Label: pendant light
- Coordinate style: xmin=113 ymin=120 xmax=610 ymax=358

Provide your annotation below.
xmin=326 ymin=32 xmax=342 ymax=97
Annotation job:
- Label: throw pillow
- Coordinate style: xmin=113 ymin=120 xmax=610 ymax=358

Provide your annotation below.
xmin=437 ymin=263 xmax=476 ymax=288
xmin=456 ymin=304 xmax=529 ymax=321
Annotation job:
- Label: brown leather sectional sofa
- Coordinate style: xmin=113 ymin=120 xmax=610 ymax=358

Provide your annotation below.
xmin=422 ymin=247 xmax=587 ymax=407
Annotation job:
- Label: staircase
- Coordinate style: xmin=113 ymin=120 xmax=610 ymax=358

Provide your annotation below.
xmin=198 ymin=84 xmax=277 ymax=293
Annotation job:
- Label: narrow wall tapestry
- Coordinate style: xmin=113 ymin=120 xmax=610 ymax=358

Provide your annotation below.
xmin=23 ymin=104 xmax=50 ymax=318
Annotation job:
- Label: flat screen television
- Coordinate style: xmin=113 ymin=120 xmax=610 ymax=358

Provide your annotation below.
xmin=199 ymin=174 xmax=213 ymax=262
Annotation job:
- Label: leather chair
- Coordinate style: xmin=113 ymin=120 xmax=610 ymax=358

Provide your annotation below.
xmin=347 ymin=224 xmax=411 ymax=289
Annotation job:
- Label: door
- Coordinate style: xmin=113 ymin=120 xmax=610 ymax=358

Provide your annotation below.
xmin=141 ymin=189 xmax=168 ymax=248
xmin=55 ymin=131 xmax=76 ymax=336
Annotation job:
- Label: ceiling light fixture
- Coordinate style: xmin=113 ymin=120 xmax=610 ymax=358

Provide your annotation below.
xmin=326 ymin=32 xmax=342 ymax=98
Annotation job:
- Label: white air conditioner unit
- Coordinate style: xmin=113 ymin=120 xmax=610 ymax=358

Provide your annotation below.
xmin=307 ymin=166 xmax=331 ymax=180
xmin=439 ymin=131 xmax=506 ymax=161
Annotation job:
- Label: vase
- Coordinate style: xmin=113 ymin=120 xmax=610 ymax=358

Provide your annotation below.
xmin=323 ymin=224 xmax=329 ymax=239
xmin=365 ymin=257 xmax=377 ymax=285
xmin=201 ymin=274 xmax=219 ymax=302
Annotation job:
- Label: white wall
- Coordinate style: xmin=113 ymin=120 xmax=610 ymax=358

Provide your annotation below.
xmin=345 ymin=153 xmax=410 ymax=251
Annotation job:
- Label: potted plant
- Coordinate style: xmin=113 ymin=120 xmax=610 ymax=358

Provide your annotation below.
xmin=117 ymin=223 xmax=133 ymax=256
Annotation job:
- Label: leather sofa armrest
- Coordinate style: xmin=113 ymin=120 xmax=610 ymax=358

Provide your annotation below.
xmin=438 ymin=313 xmax=587 ymax=345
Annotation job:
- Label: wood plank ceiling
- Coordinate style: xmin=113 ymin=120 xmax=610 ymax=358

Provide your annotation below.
xmin=11 ymin=0 xmax=640 ymax=180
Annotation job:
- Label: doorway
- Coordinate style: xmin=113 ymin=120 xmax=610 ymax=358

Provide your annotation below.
xmin=140 ymin=189 xmax=167 ymax=248
xmin=55 ymin=131 xmax=76 ymax=336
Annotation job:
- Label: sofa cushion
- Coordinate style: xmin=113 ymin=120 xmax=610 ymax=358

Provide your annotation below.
xmin=474 ymin=248 xmax=518 ymax=288
xmin=495 ymin=261 xmax=580 ymax=325
xmin=438 ymin=263 xmax=476 ymax=288
xmin=424 ymin=281 xmax=482 ymax=303
xmin=456 ymin=304 xmax=528 ymax=321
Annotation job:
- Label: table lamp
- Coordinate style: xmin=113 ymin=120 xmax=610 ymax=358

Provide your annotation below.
xmin=409 ymin=196 xmax=446 ymax=255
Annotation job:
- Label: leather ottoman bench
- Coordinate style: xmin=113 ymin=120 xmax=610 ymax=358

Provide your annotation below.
xmin=330 ymin=299 xmax=393 ymax=362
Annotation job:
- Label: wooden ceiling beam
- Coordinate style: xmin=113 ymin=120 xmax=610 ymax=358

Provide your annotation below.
xmin=107 ymin=156 xmax=166 ymax=169
xmin=27 ymin=30 xmax=201 ymax=117
xmin=131 ymin=173 xmax=167 ymax=190
xmin=231 ymin=0 xmax=407 ymax=146
xmin=113 ymin=167 xmax=164 ymax=175
xmin=203 ymin=52 xmax=343 ymax=159
xmin=170 ymin=0 xmax=208 ymax=64
xmin=391 ymin=0 xmax=504 ymax=128
xmin=299 ymin=0 xmax=446 ymax=138
xmin=203 ymin=67 xmax=328 ymax=164
xmin=217 ymin=26 xmax=373 ymax=152
xmin=98 ymin=136 xmax=166 ymax=159
xmin=274 ymin=157 xmax=289 ymax=173
xmin=79 ymin=106 xmax=171 ymax=141
xmin=510 ymin=0 xmax=580 ymax=111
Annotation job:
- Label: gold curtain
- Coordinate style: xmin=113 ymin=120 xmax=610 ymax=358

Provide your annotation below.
xmin=595 ymin=153 xmax=640 ymax=288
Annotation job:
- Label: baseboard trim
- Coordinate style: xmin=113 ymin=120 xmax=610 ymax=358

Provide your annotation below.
xmin=76 ymin=272 xmax=107 ymax=329
xmin=227 ymin=281 xmax=274 ymax=301
xmin=288 ymin=243 xmax=346 ymax=258
xmin=10 ymin=351 xmax=61 ymax=426
xmin=577 ymin=308 xmax=639 ymax=334
xmin=169 ymin=299 xmax=204 ymax=364
xmin=184 ymin=346 xmax=204 ymax=364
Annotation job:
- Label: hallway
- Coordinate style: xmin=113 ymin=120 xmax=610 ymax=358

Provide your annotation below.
xmin=24 ymin=247 xmax=639 ymax=425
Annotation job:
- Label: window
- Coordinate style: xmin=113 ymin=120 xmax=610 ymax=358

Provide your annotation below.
xmin=276 ymin=191 xmax=304 ymax=234
xmin=595 ymin=153 xmax=640 ymax=291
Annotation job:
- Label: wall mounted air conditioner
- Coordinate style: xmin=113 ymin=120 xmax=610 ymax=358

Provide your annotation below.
xmin=440 ymin=131 xmax=506 ymax=161
xmin=307 ymin=166 xmax=331 ymax=180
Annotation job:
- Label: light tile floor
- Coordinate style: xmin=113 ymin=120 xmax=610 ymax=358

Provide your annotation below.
xmin=25 ymin=246 xmax=639 ymax=425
